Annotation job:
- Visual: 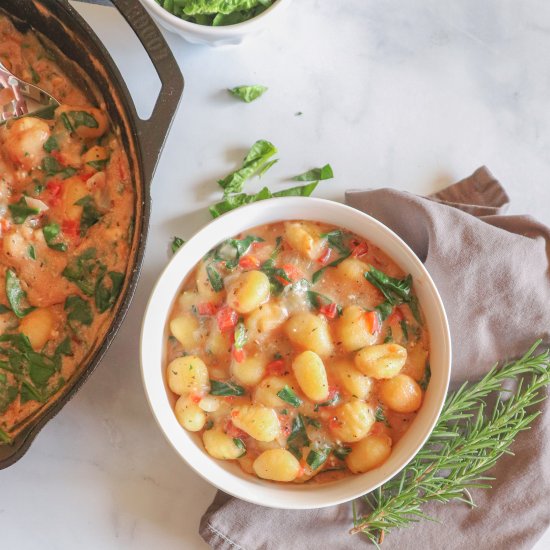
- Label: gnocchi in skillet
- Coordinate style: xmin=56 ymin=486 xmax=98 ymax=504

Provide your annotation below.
xmin=165 ymin=221 xmax=430 ymax=483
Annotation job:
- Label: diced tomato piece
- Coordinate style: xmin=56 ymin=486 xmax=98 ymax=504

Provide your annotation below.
xmin=275 ymin=275 xmax=292 ymax=287
xmin=351 ymin=241 xmax=369 ymax=257
xmin=224 ymin=419 xmax=246 ymax=439
xmin=216 ymin=306 xmax=238 ymax=333
xmin=364 ymin=311 xmax=380 ymax=334
xmin=238 ymin=255 xmax=260 ymax=270
xmin=44 ymin=179 xmax=63 ymax=206
xmin=319 ymin=302 xmax=339 ymax=320
xmin=190 ymin=394 xmax=202 ymax=404
xmin=62 ymin=219 xmax=79 ymax=239
xmin=197 ymin=302 xmax=217 ymax=316
xmin=317 ymin=247 xmax=331 ymax=265
xmin=266 ymin=359 xmax=286 ymax=376
xmin=232 ymin=346 xmax=246 ymax=363
xmin=388 ymin=308 xmax=404 ymax=323
xmin=281 ymin=263 xmax=303 ymax=282
xmin=79 ymin=170 xmax=94 ymax=182
xmin=51 ymin=150 xmax=66 ymax=166
xmin=0 ymin=218 xmax=11 ymax=235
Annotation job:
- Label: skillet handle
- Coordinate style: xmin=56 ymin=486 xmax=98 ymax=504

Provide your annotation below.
xmin=109 ymin=0 xmax=184 ymax=184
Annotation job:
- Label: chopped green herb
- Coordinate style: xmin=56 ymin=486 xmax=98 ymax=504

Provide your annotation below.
xmin=60 ymin=112 xmax=74 ymax=132
xmin=376 ymin=301 xmax=394 ymax=321
xmin=287 ymin=413 xmax=310 ymax=456
xmin=293 ymin=164 xmax=333 ymax=182
xmin=67 ymin=110 xmax=98 ymax=129
xmin=5 ymin=269 xmax=35 ymax=318
xmin=28 ymin=245 xmax=36 ymax=260
xmin=306 ymin=447 xmax=331 ymax=470
xmin=171 ymin=236 xmax=185 ymax=254
xmin=75 ymin=196 xmax=102 ymax=236
xmin=277 ymin=385 xmax=303 ymax=408
xmin=43 ymin=223 xmax=68 ymax=252
xmin=86 ymin=159 xmax=109 ymax=171
xmin=257 ymin=159 xmax=278 ymax=178
xmin=375 ymin=405 xmax=390 ymax=427
xmin=29 ymin=65 xmax=40 ymax=84
xmin=0 ymin=427 xmax=11 ymax=443
xmin=42 ymin=156 xmax=76 ymax=179
xmin=272 ymin=181 xmax=318 ymax=197
xmin=233 ymin=322 xmax=248 ymax=350
xmin=0 ymin=304 xmax=11 ymax=314
xmin=419 ymin=363 xmax=431 ymax=391
xmin=321 ymin=229 xmax=351 ymax=255
xmin=209 ymin=379 xmax=245 ymax=396
xmin=55 ymin=337 xmax=73 ymax=357
xmin=8 ymin=197 xmax=39 ymax=224
xmin=280 ymin=408 xmax=289 ymax=415
xmin=333 ymin=446 xmax=352 ymax=460
xmin=365 ymin=267 xmax=413 ymax=305
xmin=64 ymin=295 xmax=93 ymax=328
xmin=314 ymin=391 xmax=340 ymax=411
xmin=228 ymin=85 xmax=268 ymax=103
xmin=305 ymin=416 xmax=322 ymax=429
xmin=62 ymin=249 xmax=101 ymax=296
xmin=384 ymin=327 xmax=393 ymax=343
xmin=311 ymin=253 xmax=350 ymax=284
xmin=400 ymin=319 xmax=409 ymax=342
xmin=43 ymin=135 xmax=59 ymax=153
xmin=95 ymin=271 xmax=124 ymax=313
xmin=206 ymin=265 xmax=224 ymax=292
xmin=233 ymin=437 xmax=247 ymax=457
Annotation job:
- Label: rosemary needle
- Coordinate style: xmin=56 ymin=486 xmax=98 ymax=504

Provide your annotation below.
xmin=351 ymin=340 xmax=550 ymax=546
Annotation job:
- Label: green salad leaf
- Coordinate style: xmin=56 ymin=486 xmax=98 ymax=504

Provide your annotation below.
xmin=228 ymin=85 xmax=268 ymax=103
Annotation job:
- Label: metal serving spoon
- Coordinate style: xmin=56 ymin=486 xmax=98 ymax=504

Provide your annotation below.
xmin=0 ymin=60 xmax=59 ymax=123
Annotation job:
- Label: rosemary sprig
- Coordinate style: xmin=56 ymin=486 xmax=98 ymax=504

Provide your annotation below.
xmin=351 ymin=340 xmax=550 ymax=546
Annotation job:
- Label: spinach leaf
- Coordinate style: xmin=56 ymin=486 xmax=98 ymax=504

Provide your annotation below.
xmin=55 ymin=337 xmax=73 ymax=357
xmin=233 ymin=437 xmax=247 ymax=457
xmin=75 ymin=196 xmax=102 ymax=236
xmin=306 ymin=447 xmax=330 ymax=470
xmin=218 ymin=140 xmax=277 ymax=196
xmin=375 ymin=405 xmax=390 ymax=427
xmin=28 ymin=245 xmax=36 ymax=260
xmin=43 ymin=223 xmax=68 ymax=252
xmin=287 ymin=414 xmax=310 ymax=455
xmin=276 ymin=385 xmax=303 ymax=408
xmin=376 ymin=301 xmax=394 ymax=321
xmin=42 ymin=156 xmax=76 ymax=179
xmin=5 ymin=269 xmax=35 ymax=318
xmin=95 ymin=271 xmax=124 ymax=313
xmin=292 ymin=164 xmax=333 ymax=182
xmin=62 ymin=248 xmax=102 ymax=296
xmin=8 ymin=197 xmax=39 ymax=224
xmin=29 ymin=65 xmax=40 ymax=84
xmin=209 ymin=186 xmax=272 ymax=218
xmin=321 ymin=229 xmax=351 ymax=255
xmin=0 ymin=427 xmax=11 ymax=443
xmin=311 ymin=253 xmax=350 ymax=284
xmin=419 ymin=363 xmax=431 ymax=391
xmin=233 ymin=322 xmax=248 ymax=350
xmin=272 ymin=181 xmax=318 ymax=197
xmin=259 ymin=258 xmax=289 ymax=295
xmin=171 ymin=236 xmax=185 ymax=254
xmin=209 ymin=379 xmax=246 ymax=396
xmin=43 ymin=135 xmax=59 ymax=153
xmin=305 ymin=416 xmax=322 ymax=428
xmin=400 ymin=319 xmax=409 ymax=342
xmin=228 ymin=85 xmax=268 ymax=103
xmin=86 ymin=159 xmax=109 ymax=171
xmin=206 ymin=265 xmax=224 ymax=292
xmin=60 ymin=112 xmax=74 ymax=132
xmin=64 ymin=295 xmax=93 ymax=328
xmin=67 ymin=110 xmax=98 ymax=129
xmin=0 ymin=375 xmax=18 ymax=415
xmin=333 ymin=446 xmax=352 ymax=460
xmin=384 ymin=327 xmax=393 ymax=343
xmin=365 ymin=266 xmax=413 ymax=305
xmin=257 ymin=159 xmax=278 ymax=178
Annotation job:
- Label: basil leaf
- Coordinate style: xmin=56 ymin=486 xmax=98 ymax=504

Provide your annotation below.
xmin=306 ymin=290 xmax=334 ymax=309
xmin=306 ymin=447 xmax=330 ymax=470
xmin=228 ymin=85 xmax=268 ymax=103
xmin=376 ymin=301 xmax=394 ymax=321
xmin=28 ymin=352 xmax=57 ymax=388
xmin=6 ymin=269 xmax=35 ymax=318
xmin=64 ymin=295 xmax=93 ymax=328
xmin=234 ymin=322 xmax=248 ymax=350
xmin=75 ymin=196 xmax=102 ymax=236
xmin=209 ymin=379 xmax=245 ymax=397
xmin=276 ymin=385 xmax=303 ymax=408
xmin=227 ymin=235 xmax=263 ymax=259
xmin=171 ymin=236 xmax=185 ymax=254
xmin=321 ymin=229 xmax=350 ymax=255
xmin=43 ymin=135 xmax=59 ymax=153
xmin=95 ymin=271 xmax=124 ymax=313
xmin=206 ymin=265 xmax=224 ymax=292
xmin=8 ymin=197 xmax=39 ymax=224
xmin=233 ymin=437 xmax=247 ymax=457
xmin=67 ymin=110 xmax=98 ymax=129
xmin=20 ymin=380 xmax=44 ymax=404
xmin=218 ymin=140 xmax=277 ymax=196
xmin=288 ymin=444 xmax=302 ymax=460
xmin=272 ymin=181 xmax=318 ymax=197
xmin=209 ymin=186 xmax=272 ymax=218
xmin=62 ymin=249 xmax=102 ymax=297
xmin=292 ymin=164 xmax=333 ymax=182
xmin=333 ymin=446 xmax=352 ymax=460
xmin=43 ymin=223 xmax=67 ymax=252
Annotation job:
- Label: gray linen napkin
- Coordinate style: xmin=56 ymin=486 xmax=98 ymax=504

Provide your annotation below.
xmin=200 ymin=167 xmax=550 ymax=550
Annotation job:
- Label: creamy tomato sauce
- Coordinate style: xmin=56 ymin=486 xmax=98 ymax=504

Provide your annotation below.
xmin=0 ymin=16 xmax=134 ymax=442
xmin=165 ymin=220 xmax=430 ymax=484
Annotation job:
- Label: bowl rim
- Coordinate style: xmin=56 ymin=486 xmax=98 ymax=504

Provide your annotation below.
xmin=139 ymin=0 xmax=289 ymax=34
xmin=140 ymin=196 xmax=452 ymax=509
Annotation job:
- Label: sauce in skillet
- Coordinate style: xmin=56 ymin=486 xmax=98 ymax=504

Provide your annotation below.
xmin=164 ymin=221 xmax=431 ymax=483
xmin=0 ymin=16 xmax=134 ymax=442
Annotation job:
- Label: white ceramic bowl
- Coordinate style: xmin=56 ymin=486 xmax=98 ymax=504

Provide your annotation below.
xmin=139 ymin=0 xmax=292 ymax=46
xmin=141 ymin=197 xmax=451 ymax=509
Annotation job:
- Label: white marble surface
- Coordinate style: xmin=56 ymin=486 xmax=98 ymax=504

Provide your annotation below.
xmin=2 ymin=1 xmax=550 ymax=548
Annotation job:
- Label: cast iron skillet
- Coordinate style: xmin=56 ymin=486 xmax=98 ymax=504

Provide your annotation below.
xmin=0 ymin=0 xmax=183 ymax=468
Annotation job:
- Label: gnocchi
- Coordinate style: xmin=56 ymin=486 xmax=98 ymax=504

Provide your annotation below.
xmin=165 ymin=221 xmax=430 ymax=483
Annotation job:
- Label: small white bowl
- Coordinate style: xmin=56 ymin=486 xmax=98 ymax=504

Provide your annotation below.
xmin=140 ymin=197 xmax=451 ymax=509
xmin=139 ymin=0 xmax=292 ymax=46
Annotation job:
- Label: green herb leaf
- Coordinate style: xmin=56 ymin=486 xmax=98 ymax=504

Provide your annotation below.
xmin=29 ymin=65 xmax=40 ymax=84
xmin=376 ymin=301 xmax=394 ymax=320
xmin=60 ymin=112 xmax=74 ymax=132
xmin=95 ymin=271 xmax=124 ymax=313
xmin=41 ymin=156 xmax=76 ymax=179
xmin=228 ymin=85 xmax=268 ymax=103
xmin=62 ymin=248 xmax=102 ymax=296
xmin=209 ymin=379 xmax=246 ymax=396
xmin=311 ymin=253 xmax=350 ymax=284
xmin=209 ymin=186 xmax=272 ymax=218
xmin=305 ymin=416 xmax=322 ymax=428
xmin=321 ymin=229 xmax=351 ymax=255
xmin=277 ymin=385 xmax=303 ymax=408
xmin=67 ymin=110 xmax=98 ymax=129
xmin=314 ymin=391 xmax=340 ymax=411
xmin=234 ymin=322 xmax=248 ymax=350
xmin=233 ymin=437 xmax=247 ymax=457
xmin=86 ymin=159 xmax=109 ymax=171
xmin=365 ymin=267 xmax=413 ymax=305
xmin=400 ymin=319 xmax=409 ymax=342
xmin=218 ymin=140 xmax=278 ymax=196
xmin=0 ymin=304 xmax=10 ymax=314
xmin=6 ymin=269 xmax=35 ymax=318
xmin=75 ymin=196 xmax=102 ymax=236
xmin=55 ymin=337 xmax=73 ymax=357
xmin=384 ymin=327 xmax=393 ymax=343
xmin=43 ymin=223 xmax=68 ymax=252
xmin=419 ymin=363 xmax=431 ymax=391
xmin=306 ymin=447 xmax=331 ymax=470
xmin=0 ymin=376 xmax=18 ymax=415
xmin=0 ymin=427 xmax=11 ymax=443
xmin=333 ymin=446 xmax=352 ymax=460
xmin=206 ymin=265 xmax=224 ymax=292
xmin=293 ymin=164 xmax=334 ymax=182
xmin=375 ymin=405 xmax=390 ymax=427
xmin=171 ymin=236 xmax=185 ymax=254
xmin=287 ymin=413 xmax=310 ymax=453
xmin=272 ymin=181 xmax=318 ymax=197
xmin=43 ymin=135 xmax=59 ymax=153
xmin=64 ymin=295 xmax=93 ymax=328
xmin=28 ymin=245 xmax=36 ymax=260
xmin=8 ymin=197 xmax=39 ymax=224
